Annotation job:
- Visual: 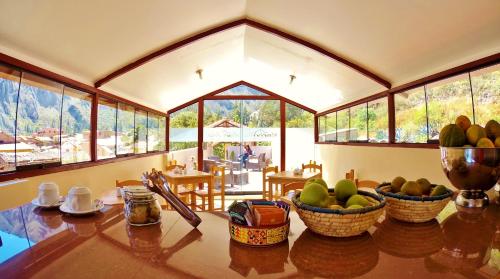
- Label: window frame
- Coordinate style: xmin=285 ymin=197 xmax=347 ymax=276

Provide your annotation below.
xmin=0 ymin=60 xmax=168 ymax=181
xmin=315 ymin=59 xmax=500 ymax=148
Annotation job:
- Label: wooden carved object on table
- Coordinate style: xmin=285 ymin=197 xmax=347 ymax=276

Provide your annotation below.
xmin=142 ymin=169 xmax=201 ymax=228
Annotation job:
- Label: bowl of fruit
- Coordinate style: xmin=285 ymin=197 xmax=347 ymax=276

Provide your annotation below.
xmin=439 ymin=116 xmax=500 ymax=208
xmin=292 ymin=179 xmax=385 ymax=237
xmin=375 ymin=177 xmax=453 ymax=223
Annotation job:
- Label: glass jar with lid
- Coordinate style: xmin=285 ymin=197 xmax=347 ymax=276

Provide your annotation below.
xmin=124 ymin=191 xmax=162 ymax=226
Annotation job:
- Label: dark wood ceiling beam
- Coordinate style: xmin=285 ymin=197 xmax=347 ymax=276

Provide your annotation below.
xmin=94 ymin=18 xmax=391 ymax=90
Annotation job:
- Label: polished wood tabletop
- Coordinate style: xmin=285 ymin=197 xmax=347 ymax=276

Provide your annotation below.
xmin=0 ymin=195 xmax=499 ymax=278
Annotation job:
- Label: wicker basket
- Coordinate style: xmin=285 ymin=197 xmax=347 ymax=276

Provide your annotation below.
xmin=375 ymin=183 xmax=453 ymax=223
xmin=292 ymin=190 xmax=385 ymax=237
xmin=228 ymin=219 xmax=290 ymax=246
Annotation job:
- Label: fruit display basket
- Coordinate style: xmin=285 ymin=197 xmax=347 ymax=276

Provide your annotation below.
xmin=228 ymin=219 xmax=290 ymax=246
xmin=375 ymin=183 xmax=453 ymax=223
xmin=292 ymin=190 xmax=385 ymax=237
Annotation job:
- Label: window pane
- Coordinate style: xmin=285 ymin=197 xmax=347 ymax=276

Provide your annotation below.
xmin=318 ymin=116 xmax=326 ymax=142
xmin=286 ymin=104 xmax=313 ymax=128
xmin=337 ymin=109 xmax=349 ymax=142
xmin=395 ymin=87 xmax=427 ymax=143
xmin=158 ymin=116 xmax=166 ymax=151
xmin=368 ymin=97 xmax=388 ymax=143
xmin=0 ymin=65 xmax=21 ymax=172
xmin=97 ymin=98 xmax=116 ymax=159
xmin=215 ymin=85 xmax=269 ymax=96
xmin=471 ymin=64 xmax=500 ymax=125
xmin=117 ymin=103 xmax=134 ymax=155
xmin=135 ymin=110 xmax=147 ymax=154
xmin=61 ymin=87 xmax=91 ymax=164
xmin=325 ymin=112 xmax=336 ymax=142
xmin=426 ymin=73 xmax=473 ymax=140
xmin=16 ymin=72 xmax=63 ymax=166
xmin=169 ymin=104 xmax=198 ymax=152
xmin=286 ymin=103 xmax=314 ymax=169
xmin=349 ymin=103 xmax=367 ymax=141
xmin=147 ymin=113 xmax=160 ymax=152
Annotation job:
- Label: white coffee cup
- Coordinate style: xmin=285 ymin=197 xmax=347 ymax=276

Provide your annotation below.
xmin=38 ymin=182 xmax=60 ymax=205
xmin=67 ymin=186 xmax=93 ymax=212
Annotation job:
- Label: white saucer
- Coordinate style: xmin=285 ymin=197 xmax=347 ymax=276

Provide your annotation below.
xmin=32 ymin=196 xmax=64 ymax=208
xmin=59 ymin=199 xmax=104 ymax=215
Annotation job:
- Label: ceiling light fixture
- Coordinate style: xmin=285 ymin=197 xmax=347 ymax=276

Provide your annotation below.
xmin=196 ymin=69 xmax=203 ymax=80
xmin=289 ymin=74 xmax=296 ymax=85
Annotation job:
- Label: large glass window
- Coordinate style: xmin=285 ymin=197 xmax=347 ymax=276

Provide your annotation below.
xmin=471 ymin=64 xmax=500 ymax=126
xmin=395 ymin=87 xmax=427 ymax=143
xmin=368 ymin=97 xmax=388 ymax=143
xmin=97 ymin=98 xmax=117 ymax=160
xmin=117 ymin=103 xmax=135 ymax=155
xmin=147 ymin=113 xmax=160 ymax=152
xmin=286 ymin=103 xmax=314 ymax=169
xmin=318 ymin=116 xmax=326 ymax=142
xmin=336 ymin=109 xmax=349 ymax=142
xmin=0 ymin=65 xmax=21 ymax=172
xmin=169 ymin=103 xmax=198 ymax=152
xmin=16 ymin=72 xmax=63 ymax=167
xmin=61 ymin=87 xmax=91 ymax=164
xmin=426 ymin=74 xmax=473 ymax=140
xmin=325 ymin=112 xmax=336 ymax=142
xmin=349 ymin=103 xmax=367 ymax=141
xmin=135 ymin=110 xmax=148 ymax=154
xmin=158 ymin=116 xmax=166 ymax=151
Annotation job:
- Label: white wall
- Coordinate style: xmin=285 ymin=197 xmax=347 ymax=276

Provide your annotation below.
xmin=314 ymin=144 xmax=452 ymax=189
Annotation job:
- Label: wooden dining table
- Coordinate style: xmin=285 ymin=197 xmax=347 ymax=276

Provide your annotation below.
xmin=163 ymin=169 xmax=215 ymax=211
xmin=267 ymin=170 xmax=322 ymax=200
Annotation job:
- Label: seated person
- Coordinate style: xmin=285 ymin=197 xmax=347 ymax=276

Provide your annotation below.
xmin=239 ymin=145 xmax=253 ymax=168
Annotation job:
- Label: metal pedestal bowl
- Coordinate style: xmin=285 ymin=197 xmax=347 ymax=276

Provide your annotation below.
xmin=440 ymin=147 xmax=500 ymax=208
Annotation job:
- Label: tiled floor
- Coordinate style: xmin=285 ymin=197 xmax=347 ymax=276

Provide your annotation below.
xmin=224 ymin=169 xmax=264 ymax=193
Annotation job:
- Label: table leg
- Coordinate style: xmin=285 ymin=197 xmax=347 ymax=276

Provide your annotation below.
xmin=208 ymin=177 xmax=214 ymax=211
xmin=269 ymin=181 xmax=273 ymax=201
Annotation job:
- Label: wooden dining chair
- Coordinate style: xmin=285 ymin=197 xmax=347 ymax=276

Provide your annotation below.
xmin=262 ymin=165 xmax=279 ymax=200
xmin=115 ymin=179 xmax=143 ymax=188
xmin=163 ymin=164 xmax=192 ymax=204
xmin=302 ymin=161 xmax=323 ymax=177
xmin=345 ymin=169 xmax=355 ymax=181
xmin=355 ymin=179 xmax=379 ymax=189
xmin=279 ymin=181 xmax=305 ymax=205
xmin=192 ymin=165 xmax=226 ymax=211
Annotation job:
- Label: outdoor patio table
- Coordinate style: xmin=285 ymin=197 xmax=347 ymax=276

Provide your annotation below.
xmin=267 ymin=170 xmax=321 ymax=200
xmin=164 ymin=170 xmax=215 ymax=211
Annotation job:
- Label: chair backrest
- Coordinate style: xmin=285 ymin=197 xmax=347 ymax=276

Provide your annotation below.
xmin=211 ymin=165 xmax=225 ymax=209
xmin=302 ymin=161 xmax=322 ymax=174
xmin=345 ymin=169 xmax=355 ymax=181
xmin=211 ymin=166 xmax=225 ymax=189
xmin=262 ymin=165 xmax=279 ymax=184
xmin=356 ymin=179 xmax=379 ymax=189
xmin=115 ymin=180 xmax=143 ymax=188
xmin=165 ymin=164 xmax=186 ymax=171
xmin=167 ymin=159 xmax=177 ymax=166
xmin=282 ymin=182 xmax=305 ymax=196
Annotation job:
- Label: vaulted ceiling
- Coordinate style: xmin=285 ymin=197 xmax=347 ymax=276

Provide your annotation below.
xmin=1 ymin=0 xmax=499 ymax=112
